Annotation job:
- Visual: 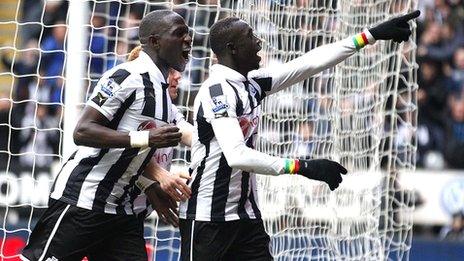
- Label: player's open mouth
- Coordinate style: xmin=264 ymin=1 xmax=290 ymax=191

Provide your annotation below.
xmin=182 ymin=50 xmax=190 ymax=61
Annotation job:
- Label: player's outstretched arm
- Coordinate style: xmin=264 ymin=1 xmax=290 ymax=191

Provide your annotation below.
xmin=73 ymin=106 xmax=181 ymax=148
xmin=251 ymin=10 xmax=420 ymax=96
xmin=212 ymin=117 xmax=346 ymax=190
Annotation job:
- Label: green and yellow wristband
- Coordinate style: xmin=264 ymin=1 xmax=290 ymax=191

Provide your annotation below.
xmin=284 ymin=159 xmax=300 ymax=174
xmin=352 ymin=31 xmax=370 ymax=50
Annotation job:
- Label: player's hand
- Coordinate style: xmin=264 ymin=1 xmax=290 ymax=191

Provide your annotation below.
xmin=368 ymin=10 xmax=420 ymax=43
xmin=148 ymin=125 xmax=182 ymax=148
xmin=145 ymin=182 xmax=180 ymax=227
xmin=297 ymin=159 xmax=347 ymax=191
xmin=158 ymin=171 xmax=192 ymax=202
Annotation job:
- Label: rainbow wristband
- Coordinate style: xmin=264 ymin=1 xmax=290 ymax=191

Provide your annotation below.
xmin=352 ymin=32 xmax=370 ymax=50
xmin=284 ymin=159 xmax=300 ymax=174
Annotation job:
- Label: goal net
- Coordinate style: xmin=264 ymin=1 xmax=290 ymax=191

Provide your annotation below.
xmin=0 ymin=0 xmax=417 ymax=260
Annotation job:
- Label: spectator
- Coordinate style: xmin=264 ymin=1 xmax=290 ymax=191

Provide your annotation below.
xmin=1 ymin=39 xmax=39 ymax=119
xmin=450 ymin=47 xmax=464 ymax=89
xmin=19 ymin=104 xmax=60 ymax=169
xmin=40 ymin=22 xmax=67 ymax=104
xmin=419 ymin=23 xmax=464 ymax=62
xmin=0 ymin=92 xmax=20 ymax=170
xmin=445 ymin=93 xmax=464 ymax=168
xmin=440 ymin=211 xmax=464 ymax=241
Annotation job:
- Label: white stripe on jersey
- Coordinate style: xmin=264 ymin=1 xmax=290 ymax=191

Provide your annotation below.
xmin=51 ymin=51 xmax=173 ymax=214
xmin=179 ymin=64 xmax=264 ymax=222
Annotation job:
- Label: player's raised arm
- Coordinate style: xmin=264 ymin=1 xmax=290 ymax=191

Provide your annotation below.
xmin=250 ymin=10 xmax=421 ymax=96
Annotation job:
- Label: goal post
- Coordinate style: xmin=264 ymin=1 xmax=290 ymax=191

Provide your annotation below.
xmin=0 ymin=0 xmax=417 ymax=260
xmin=63 ymin=0 xmax=87 ymax=159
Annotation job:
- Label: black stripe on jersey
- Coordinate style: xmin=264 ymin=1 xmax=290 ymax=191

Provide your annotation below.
xmin=61 ymin=148 xmax=109 ymax=202
xmin=251 ymin=77 xmax=272 ymax=102
xmin=50 ymin=151 xmax=77 ymax=193
xmin=109 ymin=69 xmax=131 ymax=84
xmin=210 ymin=153 xmax=232 ymax=222
xmin=186 ymin=142 xmax=210 ymax=218
xmin=187 ymin=104 xmax=212 ymax=217
xmin=161 ymin=82 xmax=169 ymax=122
xmin=107 ymin=91 xmax=137 ymax=129
xmin=141 ymin=72 xmax=156 ymax=117
xmin=92 ymin=69 xmax=130 ymax=107
xmin=225 ymin=80 xmax=244 ymax=116
xmin=243 ymin=81 xmax=256 ymax=109
xmin=92 ymin=147 xmax=141 ymax=212
xmin=249 ymin=180 xmax=261 ymax=219
xmin=61 ymin=92 xmax=136 ymax=203
xmin=237 ymin=172 xmax=250 ymax=219
xmin=196 ymin=104 xmax=215 ymax=144
xmin=114 ymin=148 xmax=156 ymax=214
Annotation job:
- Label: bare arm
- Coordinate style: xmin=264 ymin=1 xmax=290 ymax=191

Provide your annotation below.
xmin=73 ymin=106 xmax=131 ymax=148
xmin=73 ymin=106 xmax=182 ymax=149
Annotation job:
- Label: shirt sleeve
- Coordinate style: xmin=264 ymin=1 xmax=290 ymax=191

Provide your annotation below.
xmin=87 ymin=74 xmax=136 ymax=121
xmin=210 ymin=117 xmax=286 ymax=175
xmin=199 ymin=82 xmax=240 ymax=121
xmin=248 ymin=30 xmax=376 ymax=96
xmin=171 ymin=104 xmax=186 ymax=124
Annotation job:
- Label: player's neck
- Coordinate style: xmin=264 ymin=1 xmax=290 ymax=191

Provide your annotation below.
xmin=217 ymin=58 xmax=249 ymax=78
xmin=142 ymin=48 xmax=169 ymax=81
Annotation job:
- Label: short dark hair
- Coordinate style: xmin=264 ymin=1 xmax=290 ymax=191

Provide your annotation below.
xmin=139 ymin=10 xmax=176 ymax=44
xmin=209 ymin=17 xmax=241 ymax=56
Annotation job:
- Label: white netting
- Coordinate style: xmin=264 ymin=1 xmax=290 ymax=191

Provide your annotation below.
xmin=0 ymin=0 xmax=417 ymax=260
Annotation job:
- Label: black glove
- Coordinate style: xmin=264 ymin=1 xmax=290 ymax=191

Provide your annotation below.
xmin=368 ymin=10 xmax=420 ymax=43
xmin=297 ymin=159 xmax=347 ymax=191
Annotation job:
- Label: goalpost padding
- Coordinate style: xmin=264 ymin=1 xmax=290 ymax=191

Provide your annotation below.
xmin=0 ymin=0 xmax=417 ymax=260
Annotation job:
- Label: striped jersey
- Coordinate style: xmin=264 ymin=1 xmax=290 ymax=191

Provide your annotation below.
xmin=50 ymin=51 xmax=174 ymax=215
xmin=179 ymin=35 xmax=368 ymax=221
xmin=179 ymin=64 xmax=270 ymax=221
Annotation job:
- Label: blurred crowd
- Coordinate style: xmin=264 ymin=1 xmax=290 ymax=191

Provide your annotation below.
xmin=416 ymin=0 xmax=464 ymax=169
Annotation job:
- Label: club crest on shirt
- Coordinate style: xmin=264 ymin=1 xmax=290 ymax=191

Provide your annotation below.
xmin=211 ymin=95 xmax=229 ymax=118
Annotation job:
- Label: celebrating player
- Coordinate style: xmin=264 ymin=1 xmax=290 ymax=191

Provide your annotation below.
xmin=127 ymin=45 xmax=195 ymax=225
xmin=22 ymin=10 xmax=192 ymax=261
xmin=179 ymin=11 xmax=421 ymax=260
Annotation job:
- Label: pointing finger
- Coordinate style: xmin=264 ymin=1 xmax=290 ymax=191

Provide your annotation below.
xmin=398 ymin=10 xmax=420 ymax=22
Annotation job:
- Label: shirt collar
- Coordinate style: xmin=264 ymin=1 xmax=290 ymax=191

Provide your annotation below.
xmin=137 ymin=50 xmax=167 ymax=84
xmin=210 ymin=64 xmax=247 ymax=83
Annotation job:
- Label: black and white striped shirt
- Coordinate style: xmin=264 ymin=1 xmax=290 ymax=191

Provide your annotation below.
xmin=50 ymin=51 xmax=174 ymax=215
xmin=179 ymin=35 xmax=370 ymax=221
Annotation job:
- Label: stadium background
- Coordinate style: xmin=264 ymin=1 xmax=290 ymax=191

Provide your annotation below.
xmin=0 ymin=0 xmax=463 ymax=260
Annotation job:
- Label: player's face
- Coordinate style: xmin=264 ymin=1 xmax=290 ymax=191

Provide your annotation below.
xmin=168 ymin=69 xmax=181 ymax=100
xmin=232 ymin=21 xmax=262 ymax=73
xmin=158 ymin=15 xmax=192 ymax=72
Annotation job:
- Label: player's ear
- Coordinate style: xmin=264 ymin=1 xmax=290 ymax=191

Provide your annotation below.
xmin=150 ymin=34 xmax=162 ymax=49
xmin=226 ymin=42 xmax=237 ymax=55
